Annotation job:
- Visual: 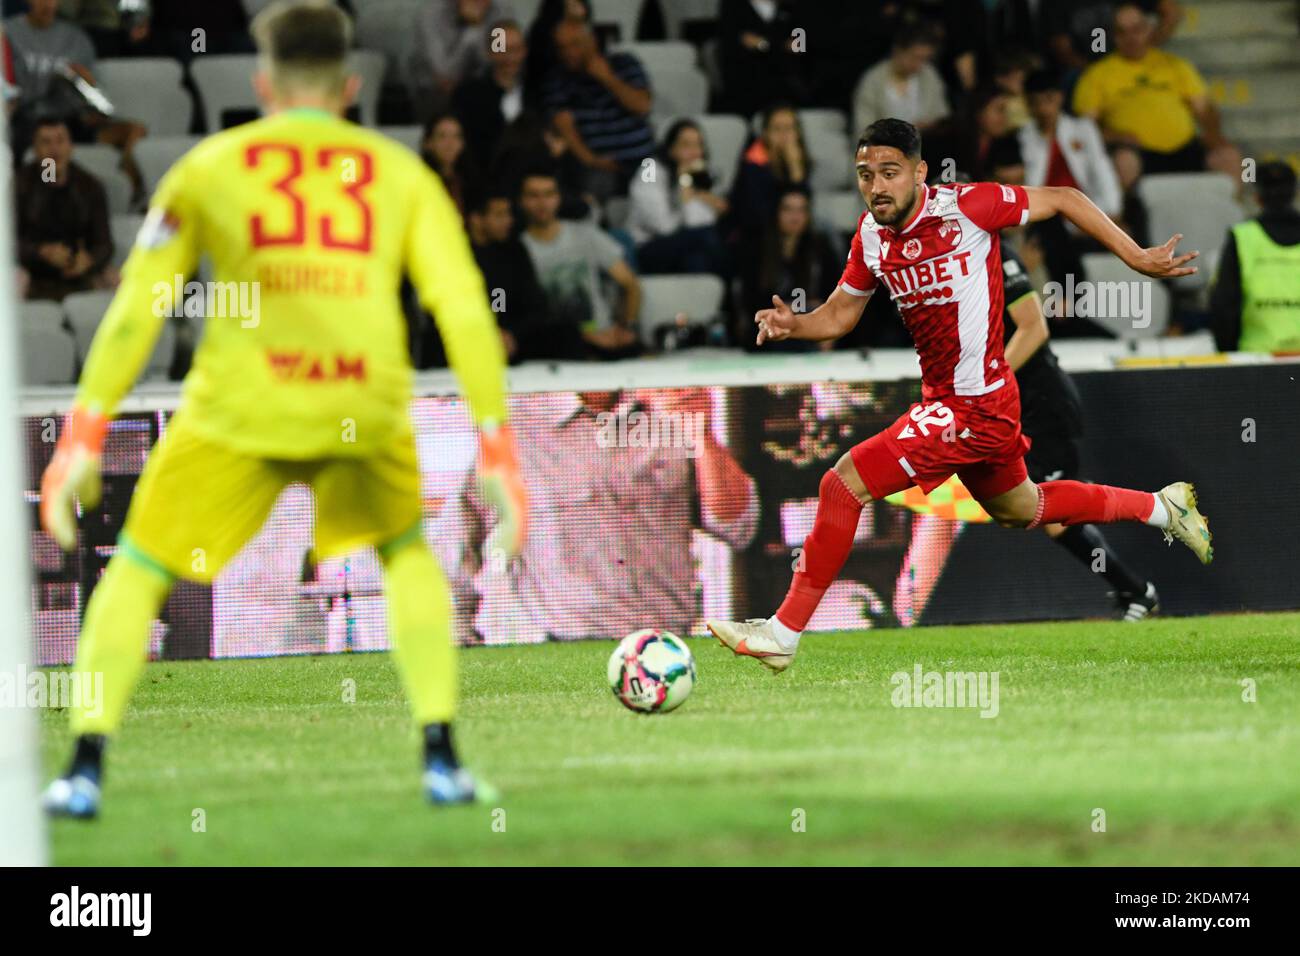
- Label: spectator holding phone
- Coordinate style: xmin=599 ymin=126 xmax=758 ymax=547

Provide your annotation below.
xmin=626 ymin=120 xmax=729 ymax=276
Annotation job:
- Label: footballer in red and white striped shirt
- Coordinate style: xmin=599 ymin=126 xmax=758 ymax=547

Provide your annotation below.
xmin=707 ymin=118 xmax=1212 ymax=672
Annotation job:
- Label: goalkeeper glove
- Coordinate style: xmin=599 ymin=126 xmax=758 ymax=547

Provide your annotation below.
xmin=476 ymin=421 xmax=528 ymax=559
xmin=40 ymin=407 xmax=109 ymax=552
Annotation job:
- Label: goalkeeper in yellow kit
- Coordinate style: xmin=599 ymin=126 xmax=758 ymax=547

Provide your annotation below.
xmin=40 ymin=0 xmax=527 ymax=817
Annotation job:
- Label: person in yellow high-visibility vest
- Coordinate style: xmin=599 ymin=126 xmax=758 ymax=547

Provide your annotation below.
xmin=1212 ymin=161 xmax=1300 ymax=353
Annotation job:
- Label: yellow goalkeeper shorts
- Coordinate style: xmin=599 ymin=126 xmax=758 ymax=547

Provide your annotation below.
xmin=119 ymin=409 xmax=422 ymax=583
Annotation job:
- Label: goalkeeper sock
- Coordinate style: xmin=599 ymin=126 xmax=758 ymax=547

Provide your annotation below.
xmin=380 ymin=531 xmax=457 ymax=728
xmin=423 ymin=722 xmax=459 ymax=767
xmin=776 ymin=469 xmax=864 ymax=632
xmin=66 ymin=733 xmax=107 ymax=782
xmin=69 ymin=549 xmax=173 ymax=737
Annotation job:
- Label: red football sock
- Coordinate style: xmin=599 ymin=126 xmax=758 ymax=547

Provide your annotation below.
xmin=1028 ymin=480 xmax=1155 ymax=528
xmin=776 ymin=469 xmax=864 ymax=632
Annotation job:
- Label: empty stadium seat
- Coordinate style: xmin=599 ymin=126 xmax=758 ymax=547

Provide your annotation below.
xmin=61 ymin=290 xmax=116 ymax=360
xmin=1137 ymin=172 xmax=1244 ymax=291
xmin=648 ymin=69 xmax=709 ymax=124
xmin=659 ymin=0 xmax=721 ymax=38
xmin=133 ymin=135 xmax=201 ymax=195
xmin=349 ymin=50 xmax=387 ymax=127
xmin=20 ymin=303 xmax=77 ymax=386
xmin=815 ymin=189 xmax=864 ymax=237
xmin=378 ymin=125 xmax=423 ymax=153
xmin=808 ymin=128 xmax=853 ymax=191
xmin=591 ymin=0 xmax=644 ymax=42
xmin=95 ymin=57 xmax=193 ymax=136
xmin=1079 ymin=253 xmax=1171 ymax=338
xmin=190 ymin=54 xmax=260 ymax=132
xmin=109 ymin=214 xmax=144 ymax=269
xmin=612 ymin=40 xmax=696 ymax=74
xmin=353 ymin=0 xmax=423 ymax=89
xmin=637 ymin=274 xmax=725 ymax=346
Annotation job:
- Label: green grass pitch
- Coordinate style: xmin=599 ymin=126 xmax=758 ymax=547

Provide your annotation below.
xmin=42 ymin=612 xmax=1300 ymax=865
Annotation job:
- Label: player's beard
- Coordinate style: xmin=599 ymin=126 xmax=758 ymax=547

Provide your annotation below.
xmin=872 ymin=186 xmax=919 ymax=227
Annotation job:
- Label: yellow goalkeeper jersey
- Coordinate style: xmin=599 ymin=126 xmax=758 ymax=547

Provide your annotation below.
xmin=76 ymin=107 xmax=506 ymax=458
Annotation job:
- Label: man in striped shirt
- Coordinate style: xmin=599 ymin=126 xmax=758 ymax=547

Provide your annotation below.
xmin=544 ymin=18 xmax=654 ymax=199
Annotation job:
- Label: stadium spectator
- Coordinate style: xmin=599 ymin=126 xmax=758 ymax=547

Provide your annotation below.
xmin=1072 ymin=2 xmax=1237 ymax=177
xmin=135 ymin=0 xmax=254 ymax=64
xmin=5 ymin=0 xmax=146 ymax=191
xmin=432 ymin=388 xmax=758 ymax=644
xmin=465 ymin=190 xmax=579 ymax=363
xmin=738 ymin=186 xmax=840 ymax=353
xmin=491 ymin=112 xmax=594 ymax=222
xmin=717 ymin=0 xmax=806 ymax=117
xmin=523 ymin=0 xmax=589 ymax=99
xmin=900 ymin=0 xmax=987 ymax=98
xmin=990 ymin=48 xmax=1033 ymax=132
xmin=542 ymin=17 xmax=654 ymax=200
xmin=925 ymin=87 xmax=1023 ymax=184
xmin=1211 ymin=162 xmax=1300 ymax=354
xmin=517 ymin=169 xmax=641 ymax=358
xmin=852 ymin=26 xmax=950 ymax=138
xmin=1042 ymin=0 xmax=1182 ymax=76
xmin=420 ymin=113 xmax=481 ymax=217
xmin=414 ymin=0 xmax=514 ymax=119
xmin=727 ymin=104 xmax=811 ymax=239
xmin=452 ymin=18 xmax=528 ymax=168
xmin=1019 ymin=69 xmax=1122 ymax=219
xmin=59 ymin=0 xmax=151 ymax=58
xmin=14 ymin=116 xmax=115 ymax=301
xmin=626 ymin=120 xmax=729 ymax=276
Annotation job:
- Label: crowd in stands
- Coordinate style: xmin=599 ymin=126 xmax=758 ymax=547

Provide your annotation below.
xmin=6 ymin=0 xmax=1299 ymax=374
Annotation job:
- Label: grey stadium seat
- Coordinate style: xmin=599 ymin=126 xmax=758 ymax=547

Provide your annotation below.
xmin=378 ymin=125 xmax=423 ymax=153
xmin=1079 ymin=253 xmax=1171 ymax=338
xmin=21 ymin=303 xmax=77 ymax=386
xmin=1137 ymin=173 xmax=1244 ymax=292
xmin=349 ymin=50 xmax=387 ymax=127
xmin=592 ymin=0 xmax=644 ymax=43
xmin=612 ymin=40 xmax=696 ymax=74
xmin=190 ymin=54 xmax=259 ymax=132
xmin=648 ymin=69 xmax=709 ymax=125
xmin=95 ymin=57 xmax=192 ymax=136
xmin=109 ymin=214 xmax=144 ymax=269
xmin=354 ymin=0 xmax=423 ymax=90
xmin=637 ymin=274 xmax=725 ymax=346
xmin=808 ymin=128 xmax=853 ymax=191
xmin=61 ymin=290 xmax=116 ymax=361
xmin=133 ymin=135 xmax=201 ymax=195
xmin=815 ymin=189 xmax=864 ymax=238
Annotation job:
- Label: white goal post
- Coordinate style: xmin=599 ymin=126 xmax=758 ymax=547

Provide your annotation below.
xmin=0 ymin=62 xmax=48 ymax=865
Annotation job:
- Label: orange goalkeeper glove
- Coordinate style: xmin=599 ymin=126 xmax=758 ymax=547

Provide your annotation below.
xmin=40 ymin=407 xmax=109 ymax=552
xmin=477 ymin=422 xmax=528 ymax=558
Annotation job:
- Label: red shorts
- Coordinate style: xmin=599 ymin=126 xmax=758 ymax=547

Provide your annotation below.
xmin=851 ymin=382 xmax=1031 ymax=502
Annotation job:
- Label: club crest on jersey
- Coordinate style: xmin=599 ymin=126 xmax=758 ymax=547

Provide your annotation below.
xmin=938 ymin=219 xmax=963 ymax=248
xmin=902 ymin=238 xmax=923 ymax=260
xmin=135 ymin=208 xmax=181 ymax=250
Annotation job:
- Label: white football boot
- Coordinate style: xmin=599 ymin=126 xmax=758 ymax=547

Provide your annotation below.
xmin=1156 ymin=482 xmax=1213 ymax=565
xmin=706 ymin=618 xmax=796 ymax=672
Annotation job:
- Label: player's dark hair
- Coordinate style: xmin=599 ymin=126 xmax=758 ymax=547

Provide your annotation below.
xmin=857 ymin=118 xmax=922 ymax=161
xmin=251 ymin=0 xmax=352 ymax=67
xmin=1255 ymin=161 xmax=1298 ymax=211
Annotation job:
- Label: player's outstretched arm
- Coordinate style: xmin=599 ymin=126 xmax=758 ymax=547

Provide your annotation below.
xmin=1024 ymin=185 xmax=1199 ymax=279
xmin=41 ymin=168 xmax=198 ymax=551
xmin=407 ymin=168 xmax=527 ymax=556
xmin=755 ymin=286 xmax=869 ymax=346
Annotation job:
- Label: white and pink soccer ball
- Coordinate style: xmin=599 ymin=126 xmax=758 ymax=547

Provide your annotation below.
xmin=607 ymin=628 xmax=696 ymax=714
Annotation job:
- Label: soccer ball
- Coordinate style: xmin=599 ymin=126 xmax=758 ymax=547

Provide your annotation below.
xmin=607 ymin=629 xmax=696 ymax=713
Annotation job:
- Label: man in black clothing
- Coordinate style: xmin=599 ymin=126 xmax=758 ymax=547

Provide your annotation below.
xmin=1211 ymin=161 xmax=1300 ymax=353
xmin=452 ymin=18 xmax=529 ymax=166
xmin=466 ymin=190 xmax=585 ymax=363
xmin=1001 ymin=245 xmax=1159 ymax=620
